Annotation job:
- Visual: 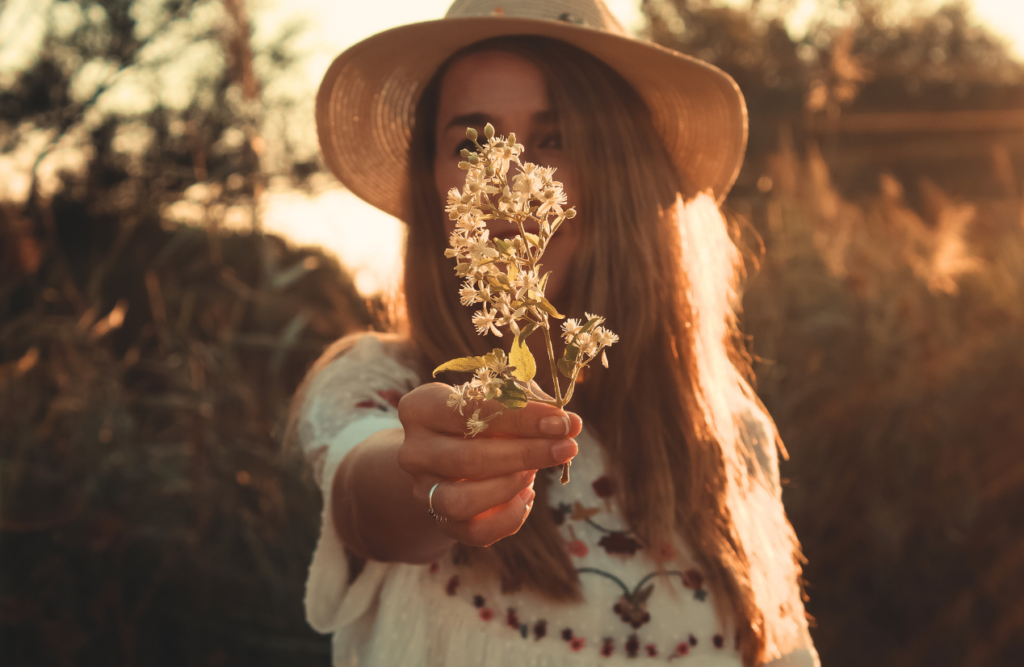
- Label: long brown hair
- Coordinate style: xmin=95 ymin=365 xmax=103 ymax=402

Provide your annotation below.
xmin=397 ymin=36 xmax=809 ymax=665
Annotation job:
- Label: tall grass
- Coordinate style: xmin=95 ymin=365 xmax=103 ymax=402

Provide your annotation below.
xmin=740 ymin=137 xmax=1024 ymax=666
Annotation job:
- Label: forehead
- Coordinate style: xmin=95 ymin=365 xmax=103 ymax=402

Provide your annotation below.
xmin=436 ymin=50 xmax=551 ymax=127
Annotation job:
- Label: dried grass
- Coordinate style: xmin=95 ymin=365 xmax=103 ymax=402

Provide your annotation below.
xmin=0 ymin=202 xmax=375 ymax=665
xmin=740 ymin=136 xmax=1024 ymax=666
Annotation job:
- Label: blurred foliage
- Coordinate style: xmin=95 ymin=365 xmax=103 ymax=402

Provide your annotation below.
xmin=0 ymin=0 xmax=373 ymax=664
xmin=738 ymin=139 xmax=1024 ymax=666
xmin=644 ymin=0 xmax=1024 ymax=199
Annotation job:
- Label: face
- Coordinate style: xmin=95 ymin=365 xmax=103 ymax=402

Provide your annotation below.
xmin=433 ymin=50 xmax=581 ymax=303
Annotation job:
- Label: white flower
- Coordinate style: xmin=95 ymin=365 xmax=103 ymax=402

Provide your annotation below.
xmin=471 ymin=305 xmax=503 ymax=337
xmin=459 ymin=282 xmax=486 ymax=306
xmin=471 ymin=367 xmax=503 ymax=400
xmin=513 ymin=269 xmax=542 ymax=300
xmin=536 ymin=183 xmax=567 ymax=218
xmin=562 ymin=318 xmax=582 ymax=341
xmin=447 ymin=383 xmax=473 ymax=414
xmin=601 ymin=349 xmax=609 ymax=368
xmin=576 ymin=332 xmax=599 ymax=356
xmin=485 ymin=136 xmax=522 ymax=176
xmin=455 ymin=212 xmax=485 ymax=234
xmin=466 ymin=230 xmax=499 ymax=264
xmin=593 ymin=326 xmax=619 ymax=348
xmin=485 ymin=350 xmax=511 ymax=375
xmin=466 ymin=409 xmax=489 ymax=436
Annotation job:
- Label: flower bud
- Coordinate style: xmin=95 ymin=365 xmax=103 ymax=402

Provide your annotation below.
xmin=564 ymin=208 xmax=577 ymax=219
xmin=458 ymin=161 xmax=470 ymax=170
xmin=460 ymin=148 xmax=471 ymax=158
xmin=466 ymin=127 xmax=478 ymax=141
xmin=508 ymin=132 xmax=516 ymax=144
xmin=468 ymin=153 xmax=479 ymax=164
xmin=485 ymin=166 xmax=495 ymax=178
xmin=484 ymin=123 xmax=495 ymax=139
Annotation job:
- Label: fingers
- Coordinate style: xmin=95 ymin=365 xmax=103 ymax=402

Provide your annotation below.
xmin=436 ymin=485 xmax=537 ymax=548
xmin=398 ymin=430 xmax=577 ymax=480
xmin=416 ymin=470 xmax=536 ymax=523
xmin=399 ymin=383 xmax=583 ymax=439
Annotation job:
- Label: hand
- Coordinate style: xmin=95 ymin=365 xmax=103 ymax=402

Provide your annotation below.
xmin=397 ymin=383 xmax=582 ymax=548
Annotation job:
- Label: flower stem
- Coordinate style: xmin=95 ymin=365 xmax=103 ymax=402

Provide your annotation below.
xmin=542 ymin=323 xmax=563 ymax=405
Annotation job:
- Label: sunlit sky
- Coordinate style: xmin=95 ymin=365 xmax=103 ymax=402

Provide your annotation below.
xmin=2 ymin=0 xmax=1023 ymax=295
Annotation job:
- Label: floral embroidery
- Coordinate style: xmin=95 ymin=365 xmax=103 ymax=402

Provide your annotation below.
xmin=625 ymin=634 xmax=640 ymax=657
xmin=600 ymin=637 xmax=614 ymax=656
xmin=428 ymin=561 xmax=439 ymax=574
xmin=561 ymin=628 xmax=574 ymax=641
xmin=598 ymin=532 xmax=643 ymax=556
xmin=473 ymin=594 xmax=485 ymax=608
xmin=445 ymin=575 xmax=460 ymax=596
xmin=569 ymin=636 xmax=585 ymax=651
xmin=592 ymin=475 xmax=615 ymax=498
xmin=670 ymin=642 xmax=690 ymax=659
xmin=565 ymin=525 xmax=588 ymax=558
xmin=688 ymin=634 xmax=698 ymax=646
xmin=506 ymin=607 xmax=520 ymax=629
xmin=533 ymin=619 xmax=547 ymax=640
xmin=682 ymin=568 xmax=709 ymax=601
xmin=612 ymin=584 xmax=654 ymax=628
xmin=551 ymin=506 xmax=566 ymax=525
xmin=645 ymin=643 xmax=658 ymax=657
xmin=714 ymin=634 xmax=725 ymax=648
xmin=571 ymin=501 xmax=600 ymax=521
xmin=480 ymin=608 xmax=494 ymax=621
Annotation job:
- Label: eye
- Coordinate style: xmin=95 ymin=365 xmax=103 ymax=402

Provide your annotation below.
xmin=537 ymin=132 xmax=562 ymax=150
xmin=454 ymin=138 xmax=476 ymax=157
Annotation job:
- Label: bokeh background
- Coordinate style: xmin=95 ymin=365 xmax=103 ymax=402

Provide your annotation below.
xmin=2 ymin=1 xmax=1023 ymax=665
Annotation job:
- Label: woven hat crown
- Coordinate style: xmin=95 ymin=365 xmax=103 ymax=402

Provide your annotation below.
xmin=445 ymin=0 xmax=626 ymax=33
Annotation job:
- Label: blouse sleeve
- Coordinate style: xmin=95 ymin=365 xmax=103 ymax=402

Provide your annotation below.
xmin=295 ymin=334 xmax=421 ymax=635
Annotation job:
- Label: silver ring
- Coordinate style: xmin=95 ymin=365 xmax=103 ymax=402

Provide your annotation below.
xmin=428 ymin=482 xmax=450 ymax=522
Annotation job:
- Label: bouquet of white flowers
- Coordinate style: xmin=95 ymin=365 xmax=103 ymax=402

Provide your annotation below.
xmin=434 ymin=124 xmax=618 ymax=484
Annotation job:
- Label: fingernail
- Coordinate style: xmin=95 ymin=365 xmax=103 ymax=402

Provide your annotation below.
xmin=518 ymin=486 xmax=536 ymax=502
xmin=551 ymin=440 xmax=576 ymax=463
xmin=539 ymin=415 xmax=569 ymax=436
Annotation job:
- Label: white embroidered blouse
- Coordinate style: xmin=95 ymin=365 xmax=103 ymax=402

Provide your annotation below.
xmin=296 ymin=334 xmax=819 ymax=667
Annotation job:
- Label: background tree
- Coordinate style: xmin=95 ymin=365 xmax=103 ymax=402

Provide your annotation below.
xmin=0 ymin=1 xmax=371 ymax=664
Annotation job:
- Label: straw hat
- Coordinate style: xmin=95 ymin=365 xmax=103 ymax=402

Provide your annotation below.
xmin=316 ymin=0 xmax=747 ymax=223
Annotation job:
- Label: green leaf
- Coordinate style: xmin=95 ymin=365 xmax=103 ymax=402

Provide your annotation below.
xmin=432 ymin=356 xmax=484 ymax=377
xmin=509 ymin=333 xmax=537 ymax=382
xmin=539 ymin=271 xmax=552 ymax=290
xmin=538 ymin=297 xmax=565 ymax=319
xmin=497 ymin=381 xmax=528 ymax=409
xmin=563 ymin=343 xmax=581 ymax=365
xmin=523 ymin=232 xmax=541 ymax=248
xmin=580 ymin=316 xmax=602 ymax=335
xmin=493 ymin=237 xmax=512 ymax=255
xmin=557 ymin=357 xmax=575 ymax=379
xmin=519 ymin=322 xmax=538 ymax=340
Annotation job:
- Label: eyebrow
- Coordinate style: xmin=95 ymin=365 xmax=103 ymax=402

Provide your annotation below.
xmin=443 ymin=110 xmax=559 ymax=132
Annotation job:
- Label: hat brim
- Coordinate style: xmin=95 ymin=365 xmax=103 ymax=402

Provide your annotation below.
xmin=316 ymin=17 xmax=747 ymax=222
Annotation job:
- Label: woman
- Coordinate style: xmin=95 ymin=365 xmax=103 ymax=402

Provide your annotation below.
xmin=291 ymin=1 xmax=819 ymax=665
